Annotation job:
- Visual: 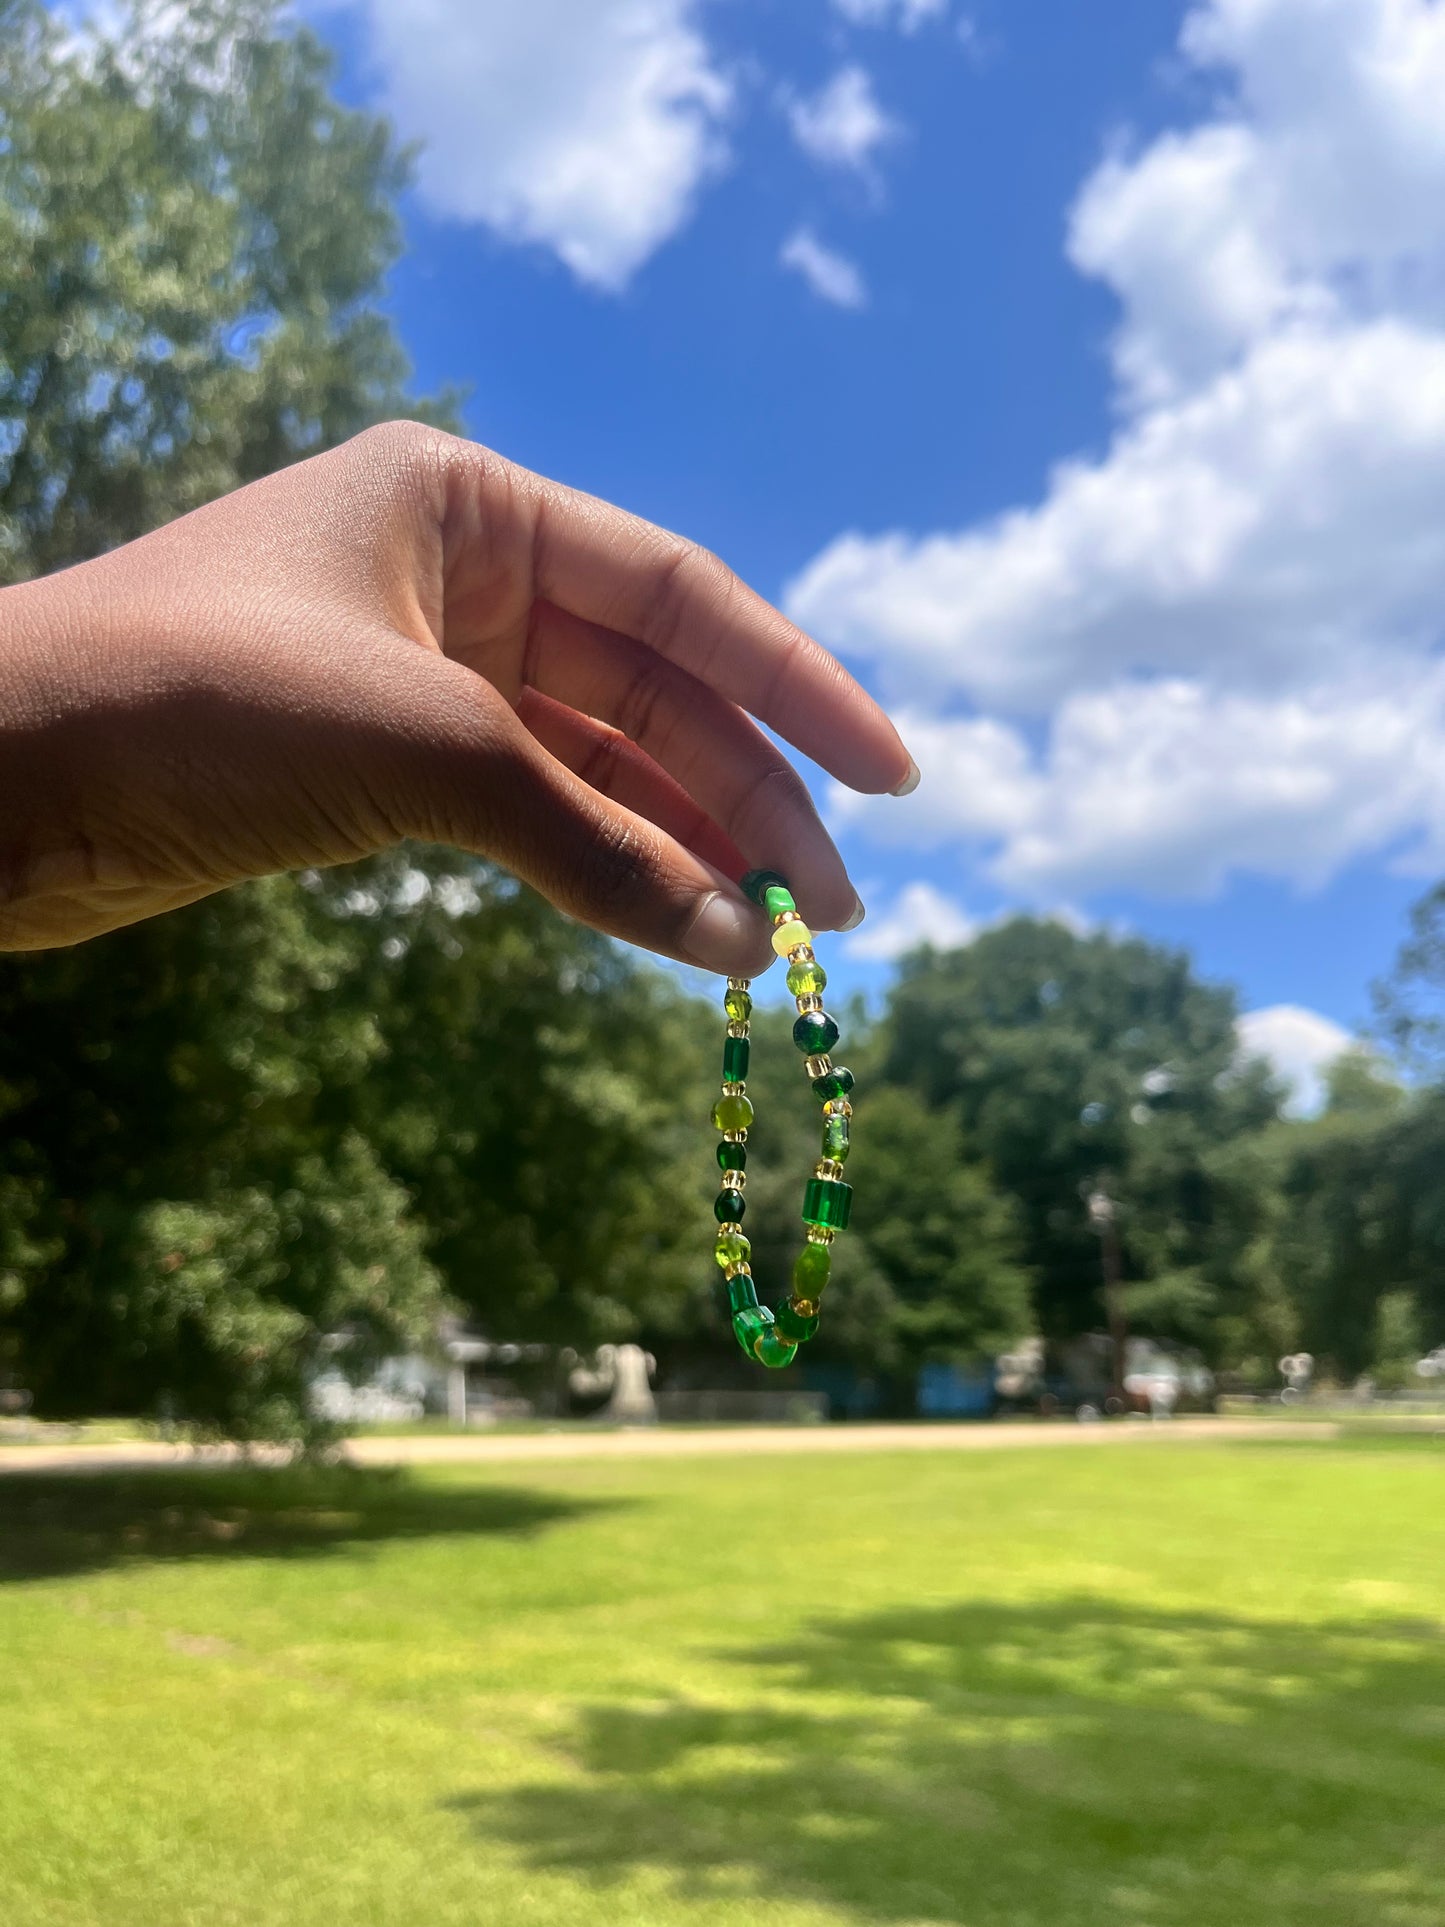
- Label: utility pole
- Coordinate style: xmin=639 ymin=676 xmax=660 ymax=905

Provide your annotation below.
xmin=1086 ymin=1187 xmax=1128 ymax=1410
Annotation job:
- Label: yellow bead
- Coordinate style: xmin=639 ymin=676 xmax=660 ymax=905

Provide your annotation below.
xmin=771 ymin=919 xmax=814 ymax=957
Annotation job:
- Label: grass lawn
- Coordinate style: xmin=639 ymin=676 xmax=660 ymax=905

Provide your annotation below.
xmin=1 ymin=1436 xmax=1443 ymax=1927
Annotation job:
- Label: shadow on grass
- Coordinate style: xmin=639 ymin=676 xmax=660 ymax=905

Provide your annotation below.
xmin=0 ymin=1465 xmax=616 ymax=1583
xmin=450 ymin=1596 xmax=1445 ymax=1927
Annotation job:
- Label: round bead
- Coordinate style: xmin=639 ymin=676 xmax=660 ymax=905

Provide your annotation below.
xmin=715 ymin=1230 xmax=750 ymax=1269
xmin=716 ymin=1140 xmax=747 ymax=1172
xmin=793 ymin=1010 xmax=840 ymax=1056
xmin=723 ymin=986 xmax=752 ymax=1024
xmin=811 ymin=1066 xmax=855 ymax=1104
xmin=712 ymin=1092 xmax=755 ymax=1133
xmin=786 ymin=958 xmax=827 ymax=998
xmin=714 ymin=1189 xmax=746 ymax=1224
xmin=793 ymin=1241 xmax=832 ymax=1297
xmin=771 ymin=919 xmax=814 ymax=958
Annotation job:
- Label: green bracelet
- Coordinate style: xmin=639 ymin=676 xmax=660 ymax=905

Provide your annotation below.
xmin=710 ymin=871 xmax=854 ymax=1370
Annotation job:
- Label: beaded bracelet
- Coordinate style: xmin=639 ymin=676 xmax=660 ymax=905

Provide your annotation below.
xmin=710 ymin=870 xmax=854 ymax=1370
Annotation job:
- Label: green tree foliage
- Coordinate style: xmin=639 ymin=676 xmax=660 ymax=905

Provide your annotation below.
xmin=0 ymin=0 xmax=455 ymax=586
xmin=877 ymin=919 xmax=1281 ymax=1354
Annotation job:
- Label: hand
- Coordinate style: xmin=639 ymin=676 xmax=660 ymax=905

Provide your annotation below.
xmin=0 ymin=422 xmax=914 ymax=969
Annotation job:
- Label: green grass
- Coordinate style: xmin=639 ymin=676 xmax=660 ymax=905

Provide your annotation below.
xmin=2 ymin=1437 xmax=1443 ymax=1927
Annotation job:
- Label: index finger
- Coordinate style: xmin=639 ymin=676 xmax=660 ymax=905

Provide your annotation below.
xmin=514 ymin=464 xmax=917 ymax=798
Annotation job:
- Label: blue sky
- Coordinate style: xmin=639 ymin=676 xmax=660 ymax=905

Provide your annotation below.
xmin=301 ymin=0 xmax=1445 ymax=1103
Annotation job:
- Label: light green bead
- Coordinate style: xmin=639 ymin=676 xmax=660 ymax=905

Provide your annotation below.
xmin=715 ymin=1230 xmax=750 ymax=1270
xmin=723 ymin=986 xmax=752 ymax=1024
xmin=786 ymin=959 xmax=828 ymax=998
xmin=712 ymin=1092 xmax=755 ymax=1133
xmin=771 ymin=920 xmax=814 ymax=958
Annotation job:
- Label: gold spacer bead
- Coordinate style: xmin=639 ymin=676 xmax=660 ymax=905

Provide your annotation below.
xmin=724 ymin=1262 xmax=752 ymax=1280
xmin=806 ymin=1226 xmax=836 ymax=1245
xmin=773 ymin=908 xmax=803 ymax=930
xmin=805 ymin=1054 xmax=833 ymax=1080
xmin=823 ymin=1098 xmax=853 ymax=1119
xmin=795 ymin=994 xmax=823 ymax=1015
xmin=722 ymin=1128 xmax=748 ymax=1144
xmin=814 ymin=1159 xmax=844 ymax=1182
xmin=726 ymin=1021 xmax=750 ymax=1039
xmin=791 ymin=1297 xmax=819 ymax=1319
xmin=721 ymin=1080 xmax=746 ymax=1096
xmin=727 ymin=977 xmax=752 ymax=991
xmin=722 ymin=1169 xmax=746 ymax=1192
xmin=788 ymin=944 xmax=814 ymax=966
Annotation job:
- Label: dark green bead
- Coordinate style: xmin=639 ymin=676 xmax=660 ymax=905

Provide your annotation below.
xmin=714 ymin=1230 xmax=750 ymax=1269
xmin=793 ymin=1010 xmax=840 ymax=1056
xmin=732 ymin=1306 xmax=771 ymax=1359
xmin=786 ymin=958 xmax=827 ymax=998
xmin=723 ymin=986 xmax=752 ymax=1024
xmin=714 ymin=1189 xmax=746 ymax=1224
xmin=822 ymin=1112 xmax=850 ymax=1165
xmin=712 ymin=1092 xmax=754 ymax=1132
xmin=763 ymin=883 xmax=796 ymax=921
xmin=740 ymin=869 xmax=791 ymax=908
xmin=716 ymin=1140 xmax=747 ymax=1172
xmin=774 ymin=1297 xmax=820 ymax=1344
xmin=802 ymin=1177 xmax=852 ymax=1231
xmin=792 ymin=1241 xmax=832 ymax=1298
xmin=752 ymin=1327 xmax=798 ymax=1369
xmin=722 ymin=1035 xmax=750 ymax=1082
xmin=726 ymin=1272 xmax=760 ymax=1314
xmin=811 ymin=1065 xmax=855 ymax=1103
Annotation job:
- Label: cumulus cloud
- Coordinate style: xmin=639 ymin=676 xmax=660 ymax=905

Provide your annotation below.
xmin=780 ymin=228 xmax=868 ymax=309
xmin=339 ymin=0 xmax=731 ymax=290
xmin=786 ymin=65 xmax=898 ymax=174
xmin=787 ymin=0 xmax=1445 ymax=901
xmin=1237 ymin=1004 xmax=1354 ymax=1116
xmin=847 ymin=880 xmax=978 ymax=960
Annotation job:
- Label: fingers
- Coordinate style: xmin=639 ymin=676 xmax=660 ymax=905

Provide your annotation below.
xmin=373 ymin=647 xmax=774 ymax=976
xmin=521 ymin=600 xmax=859 ymax=930
xmin=515 ymin=688 xmax=746 ymax=880
xmin=506 ymin=461 xmax=915 ymax=797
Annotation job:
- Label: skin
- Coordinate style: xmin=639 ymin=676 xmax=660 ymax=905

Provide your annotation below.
xmin=0 ymin=423 xmax=916 ymax=973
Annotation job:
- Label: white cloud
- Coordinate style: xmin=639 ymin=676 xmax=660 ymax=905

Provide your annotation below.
xmin=832 ymin=0 xmax=947 ymax=28
xmin=341 ymin=0 xmax=731 ymax=290
xmin=780 ymin=228 xmax=868 ymax=309
xmin=787 ymin=65 xmax=898 ymax=174
xmin=787 ymin=0 xmax=1445 ymax=902
xmin=847 ymin=880 xmax=978 ymax=960
xmin=1237 ymin=1004 xmax=1353 ymax=1117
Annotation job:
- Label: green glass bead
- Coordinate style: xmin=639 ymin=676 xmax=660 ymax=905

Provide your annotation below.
xmin=716 ymin=1140 xmax=747 ymax=1172
xmin=712 ymin=1092 xmax=755 ymax=1133
xmin=753 ymin=1327 xmax=799 ymax=1369
xmin=723 ymin=986 xmax=752 ymax=1024
xmin=774 ymin=1297 xmax=820 ymax=1344
xmin=793 ymin=1010 xmax=840 ymax=1056
xmin=763 ymin=883 xmax=797 ymax=921
xmin=802 ymin=1177 xmax=853 ymax=1231
xmin=811 ymin=1065 xmax=855 ymax=1104
xmin=722 ymin=1035 xmax=750 ymax=1083
xmin=726 ymin=1272 xmax=760 ymax=1313
xmin=714 ymin=1189 xmax=746 ymax=1224
xmin=714 ymin=1230 xmax=750 ymax=1269
xmin=822 ymin=1112 xmax=850 ymax=1165
xmin=732 ymin=1305 xmax=772 ymax=1358
xmin=740 ymin=869 xmax=790 ymax=908
xmin=786 ymin=958 xmax=828 ymax=998
xmin=792 ymin=1241 xmax=832 ymax=1297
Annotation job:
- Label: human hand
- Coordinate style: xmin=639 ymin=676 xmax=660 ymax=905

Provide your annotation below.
xmin=0 ymin=422 xmax=915 ymax=968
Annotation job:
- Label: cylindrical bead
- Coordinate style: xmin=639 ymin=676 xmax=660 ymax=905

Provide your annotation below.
xmin=763 ymin=883 xmax=797 ymax=920
xmin=722 ymin=1035 xmax=750 ymax=1083
xmin=822 ymin=1112 xmax=850 ymax=1164
xmin=802 ymin=1177 xmax=852 ymax=1231
xmin=726 ymin=1272 xmax=760 ymax=1313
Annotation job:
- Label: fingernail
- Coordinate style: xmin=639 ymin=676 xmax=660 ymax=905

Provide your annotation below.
xmin=685 ymin=890 xmax=763 ymax=974
xmin=841 ymin=893 xmax=866 ymax=932
xmin=891 ymin=759 xmax=921 ymax=798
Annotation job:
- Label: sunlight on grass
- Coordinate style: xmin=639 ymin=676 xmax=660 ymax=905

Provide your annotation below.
xmin=1 ymin=1439 xmax=1442 ymax=1926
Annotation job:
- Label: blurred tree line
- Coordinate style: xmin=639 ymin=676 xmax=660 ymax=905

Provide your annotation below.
xmin=3 ymin=0 xmax=1444 ymax=1436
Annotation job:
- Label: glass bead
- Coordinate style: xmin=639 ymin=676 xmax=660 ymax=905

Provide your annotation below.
xmin=714 ymin=1189 xmax=746 ymax=1224
xmin=793 ymin=1241 xmax=832 ymax=1297
xmin=786 ymin=958 xmax=828 ymax=998
xmin=732 ymin=1305 xmax=771 ymax=1358
xmin=726 ymin=1272 xmax=760 ymax=1314
xmin=723 ymin=986 xmax=752 ymax=1024
xmin=802 ymin=1177 xmax=852 ymax=1231
xmin=716 ymin=1140 xmax=747 ymax=1173
xmin=753 ymin=1327 xmax=798 ymax=1369
xmin=793 ymin=1010 xmax=840 ymax=1056
xmin=715 ymin=1230 xmax=750 ymax=1269
xmin=771 ymin=919 xmax=814 ymax=958
xmin=722 ymin=1169 xmax=746 ymax=1191
xmin=712 ymin=1092 xmax=755 ymax=1133
xmin=822 ymin=1112 xmax=850 ymax=1165
xmin=774 ymin=1297 xmax=820 ymax=1344
xmin=740 ymin=869 xmax=790 ymax=908
xmin=722 ymin=1035 xmax=750 ymax=1083
xmin=811 ymin=1066 xmax=855 ymax=1104
xmin=763 ymin=883 xmax=797 ymax=921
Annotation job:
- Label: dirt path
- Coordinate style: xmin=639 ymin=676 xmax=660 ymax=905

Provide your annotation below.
xmin=0 ymin=1415 xmax=1339 ymax=1475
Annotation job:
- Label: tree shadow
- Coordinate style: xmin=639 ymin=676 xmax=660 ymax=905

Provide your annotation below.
xmin=0 ymin=1464 xmax=617 ymax=1582
xmin=449 ymin=1596 xmax=1445 ymax=1926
